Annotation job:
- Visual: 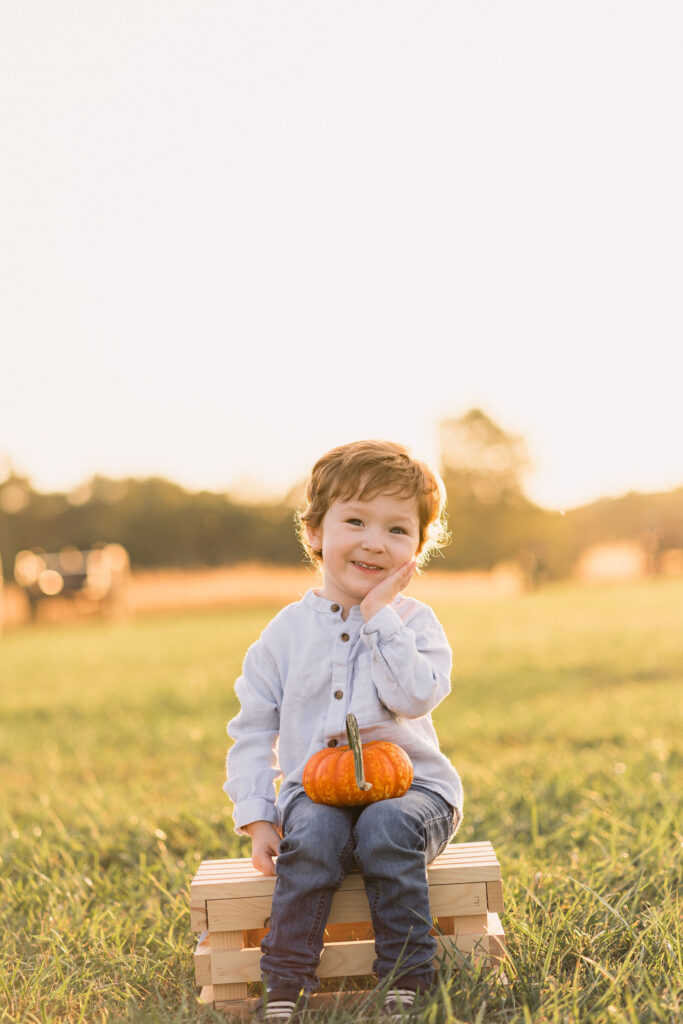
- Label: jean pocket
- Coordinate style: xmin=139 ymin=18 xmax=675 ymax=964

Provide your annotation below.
xmin=448 ymin=807 xmax=462 ymax=840
xmin=426 ymin=811 xmax=457 ymax=862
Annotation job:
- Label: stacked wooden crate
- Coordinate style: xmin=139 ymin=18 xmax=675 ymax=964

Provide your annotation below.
xmin=191 ymin=840 xmax=505 ymax=1014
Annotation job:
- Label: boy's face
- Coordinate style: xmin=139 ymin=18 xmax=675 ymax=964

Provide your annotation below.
xmin=306 ymin=491 xmax=421 ymax=611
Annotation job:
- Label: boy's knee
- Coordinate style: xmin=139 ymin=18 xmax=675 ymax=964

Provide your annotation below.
xmin=353 ymin=799 xmax=424 ymax=861
xmin=280 ymin=797 xmax=354 ymax=868
xmin=360 ymin=795 xmax=422 ymax=832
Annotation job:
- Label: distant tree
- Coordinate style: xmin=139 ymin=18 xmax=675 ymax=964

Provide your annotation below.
xmin=437 ymin=409 xmax=548 ymax=571
xmin=439 ymin=408 xmax=531 ymax=506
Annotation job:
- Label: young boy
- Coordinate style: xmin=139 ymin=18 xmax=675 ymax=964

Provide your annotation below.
xmin=225 ymin=440 xmax=463 ymax=1022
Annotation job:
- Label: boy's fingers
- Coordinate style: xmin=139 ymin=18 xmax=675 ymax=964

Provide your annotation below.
xmin=360 ymin=559 xmax=418 ymax=621
xmin=252 ymin=851 xmax=277 ymax=876
xmin=395 ymin=558 xmax=416 ymax=577
xmin=386 ymin=560 xmax=414 ymax=585
xmin=393 ymin=560 xmax=416 ymax=586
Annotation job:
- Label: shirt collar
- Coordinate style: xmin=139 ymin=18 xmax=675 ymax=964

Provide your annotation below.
xmin=302 ymin=589 xmax=364 ymax=619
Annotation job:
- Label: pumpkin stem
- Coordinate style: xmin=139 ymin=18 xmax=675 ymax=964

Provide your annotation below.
xmin=345 ymin=713 xmax=373 ymax=791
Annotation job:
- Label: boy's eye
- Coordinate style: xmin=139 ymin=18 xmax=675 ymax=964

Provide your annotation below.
xmin=347 ymin=518 xmax=363 ymax=526
xmin=390 ymin=526 xmax=407 ymax=535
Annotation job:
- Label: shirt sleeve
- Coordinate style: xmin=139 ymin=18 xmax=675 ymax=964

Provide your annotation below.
xmin=359 ymin=603 xmax=452 ymax=718
xmin=224 ymin=636 xmax=282 ymax=834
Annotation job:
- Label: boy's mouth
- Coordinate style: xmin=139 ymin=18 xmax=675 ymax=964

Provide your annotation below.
xmin=352 ymin=561 xmax=383 ymax=572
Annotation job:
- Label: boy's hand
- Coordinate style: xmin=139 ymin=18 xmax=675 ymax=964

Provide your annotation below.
xmin=244 ymin=820 xmax=281 ymax=876
xmin=360 ymin=559 xmax=417 ymax=623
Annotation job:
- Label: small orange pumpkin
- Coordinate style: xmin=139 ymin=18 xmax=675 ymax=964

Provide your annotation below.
xmin=303 ymin=714 xmax=413 ymax=807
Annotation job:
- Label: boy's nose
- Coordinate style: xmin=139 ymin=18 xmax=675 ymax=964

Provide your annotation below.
xmin=362 ymin=532 xmax=385 ymax=552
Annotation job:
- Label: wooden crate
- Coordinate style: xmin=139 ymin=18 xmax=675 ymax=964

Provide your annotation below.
xmin=191 ymin=841 xmax=505 ymax=1015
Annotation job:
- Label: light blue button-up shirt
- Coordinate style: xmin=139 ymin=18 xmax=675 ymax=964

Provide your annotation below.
xmin=224 ymin=589 xmax=463 ymax=832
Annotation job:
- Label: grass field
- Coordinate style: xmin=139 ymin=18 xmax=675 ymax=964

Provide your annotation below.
xmin=1 ymin=577 xmax=682 ymax=1023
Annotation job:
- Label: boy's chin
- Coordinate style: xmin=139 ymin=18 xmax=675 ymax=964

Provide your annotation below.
xmin=336 ymin=585 xmax=373 ymax=605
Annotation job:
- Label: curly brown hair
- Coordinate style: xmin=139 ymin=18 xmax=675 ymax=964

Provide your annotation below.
xmin=296 ymin=440 xmax=449 ymax=568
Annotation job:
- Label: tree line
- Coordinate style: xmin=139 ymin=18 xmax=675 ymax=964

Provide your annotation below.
xmin=1 ymin=410 xmax=681 ymax=581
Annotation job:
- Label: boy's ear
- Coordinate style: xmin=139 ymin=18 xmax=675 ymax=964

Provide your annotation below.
xmin=305 ymin=524 xmax=322 ymax=552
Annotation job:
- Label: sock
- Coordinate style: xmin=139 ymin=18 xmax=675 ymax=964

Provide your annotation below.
xmin=384 ymin=987 xmax=417 ymax=1007
xmin=262 ymin=998 xmax=298 ymax=1021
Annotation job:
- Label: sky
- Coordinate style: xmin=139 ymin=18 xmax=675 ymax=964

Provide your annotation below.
xmin=1 ymin=1 xmax=682 ymax=512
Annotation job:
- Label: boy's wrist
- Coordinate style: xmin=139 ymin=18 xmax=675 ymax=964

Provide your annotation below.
xmin=360 ymin=602 xmax=398 ymax=629
xmin=359 ymin=595 xmax=378 ymax=618
xmin=360 ymin=599 xmax=386 ymax=623
xmin=243 ymin=820 xmax=267 ymax=835
xmin=244 ymin=819 xmax=280 ymax=838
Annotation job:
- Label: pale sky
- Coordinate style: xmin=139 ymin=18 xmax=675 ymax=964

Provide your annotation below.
xmin=2 ymin=1 xmax=682 ymax=511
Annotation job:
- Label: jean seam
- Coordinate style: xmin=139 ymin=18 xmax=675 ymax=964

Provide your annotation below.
xmin=304 ymin=830 xmax=355 ymax=952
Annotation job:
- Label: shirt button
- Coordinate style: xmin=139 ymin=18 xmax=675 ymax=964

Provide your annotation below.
xmin=341 ymin=632 xmax=350 ymax=642
xmin=327 ymin=738 xmax=338 ymax=747
xmin=334 ymin=690 xmax=344 ymax=700
xmin=330 ymin=604 xmax=340 ymax=613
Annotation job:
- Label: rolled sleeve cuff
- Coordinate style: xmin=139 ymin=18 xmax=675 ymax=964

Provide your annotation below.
xmin=360 ymin=605 xmax=404 ymax=645
xmin=229 ymin=796 xmax=280 ymax=835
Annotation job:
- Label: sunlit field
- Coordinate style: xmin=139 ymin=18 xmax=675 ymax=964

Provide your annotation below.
xmin=1 ymin=578 xmax=681 ymax=1023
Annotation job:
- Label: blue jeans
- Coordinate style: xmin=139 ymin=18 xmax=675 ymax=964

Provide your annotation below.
xmin=260 ymin=785 xmax=458 ymax=994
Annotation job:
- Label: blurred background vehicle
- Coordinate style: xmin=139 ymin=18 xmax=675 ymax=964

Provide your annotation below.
xmin=13 ymin=543 xmax=130 ymax=620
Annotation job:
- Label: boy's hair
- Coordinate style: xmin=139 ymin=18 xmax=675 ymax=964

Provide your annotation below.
xmin=297 ymin=440 xmax=449 ymax=568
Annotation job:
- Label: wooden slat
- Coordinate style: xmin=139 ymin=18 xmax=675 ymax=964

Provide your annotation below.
xmin=432 ymin=846 xmax=499 ymax=859
xmin=434 ymin=851 xmax=499 ymax=861
xmin=195 ymin=868 xmax=261 ymax=879
xmin=211 ymin=928 xmax=495 ymax=984
xmin=194 ymin=862 xmax=255 ymax=872
xmin=206 ymin=894 xmax=275 ymax=931
xmin=205 ymin=880 xmax=489 ymax=932
xmin=429 ymin=881 xmax=488 ymax=916
xmin=436 ymin=844 xmax=498 ymax=853
xmin=425 ymin=862 xmax=501 ymax=884
xmin=443 ymin=862 xmax=496 ymax=870
xmin=192 ymin=875 xmax=276 ymax=899
xmin=192 ymin=877 xmax=275 ymax=900
xmin=486 ymin=912 xmax=506 ymax=962
xmin=193 ymin=842 xmax=498 ymax=870
xmin=486 ymin=879 xmax=504 ymax=914
xmin=191 ymin=841 xmax=499 ymax=883
xmin=442 ymin=913 xmax=488 ymax=934
xmin=194 ymin=860 xmax=256 ymax=869
xmin=190 ymin=903 xmax=207 ymax=932
xmin=193 ymin=860 xmax=264 ymax=874
xmin=252 ymin=841 xmax=497 ymax=867
xmin=191 ymin=844 xmax=501 ymax=904
xmin=193 ymin=848 xmax=500 ymax=877
xmin=211 ymin=930 xmax=248 ymax=1002
xmin=194 ymin=933 xmax=212 ymax=986
xmin=199 ymin=985 xmax=214 ymax=1006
